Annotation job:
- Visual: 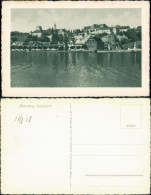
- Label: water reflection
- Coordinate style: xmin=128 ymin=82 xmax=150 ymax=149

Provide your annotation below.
xmin=11 ymin=51 xmax=141 ymax=87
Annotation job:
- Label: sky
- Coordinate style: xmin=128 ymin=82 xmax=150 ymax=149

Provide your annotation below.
xmin=11 ymin=8 xmax=141 ymax=32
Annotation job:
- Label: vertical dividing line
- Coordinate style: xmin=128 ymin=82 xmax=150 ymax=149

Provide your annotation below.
xmin=69 ymin=103 xmax=72 ymax=188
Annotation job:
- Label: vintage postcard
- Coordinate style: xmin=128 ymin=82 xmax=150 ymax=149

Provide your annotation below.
xmin=2 ymin=1 xmax=150 ymax=97
xmin=1 ymin=98 xmax=150 ymax=194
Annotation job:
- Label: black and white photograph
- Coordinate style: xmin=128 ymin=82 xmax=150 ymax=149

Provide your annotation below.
xmin=11 ymin=8 xmax=142 ymax=87
xmin=2 ymin=1 xmax=149 ymax=96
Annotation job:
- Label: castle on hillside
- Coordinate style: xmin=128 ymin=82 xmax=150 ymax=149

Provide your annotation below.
xmin=31 ymin=24 xmax=57 ymax=37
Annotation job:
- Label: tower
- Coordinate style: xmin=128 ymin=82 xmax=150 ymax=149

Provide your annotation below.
xmin=54 ymin=23 xmax=56 ymax=30
xmin=36 ymin=26 xmax=42 ymax=31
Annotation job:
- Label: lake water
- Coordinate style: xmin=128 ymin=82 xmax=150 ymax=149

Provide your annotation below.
xmin=11 ymin=51 xmax=141 ymax=87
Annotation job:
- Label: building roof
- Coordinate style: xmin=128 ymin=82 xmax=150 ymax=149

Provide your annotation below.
xmin=32 ymin=30 xmax=42 ymax=33
xmin=42 ymin=29 xmax=52 ymax=35
xmin=119 ymin=26 xmax=129 ymax=29
xmin=42 ymin=42 xmax=50 ymax=47
xmin=43 ymin=29 xmax=51 ymax=33
xmin=74 ymin=35 xmax=83 ymax=39
xmin=73 ymin=29 xmax=82 ymax=33
xmin=101 ymin=35 xmax=116 ymax=43
xmin=28 ymin=41 xmax=34 ymax=47
xmin=101 ymin=37 xmax=110 ymax=43
xmin=75 ymin=35 xmax=92 ymax=45
xmin=98 ymin=27 xmax=110 ymax=30
xmin=50 ymin=43 xmax=64 ymax=46
xmin=58 ymin=29 xmax=65 ymax=32
xmin=84 ymin=24 xmax=108 ymax=30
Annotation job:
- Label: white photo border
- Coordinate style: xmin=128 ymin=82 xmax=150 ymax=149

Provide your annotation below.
xmin=2 ymin=1 xmax=150 ymax=97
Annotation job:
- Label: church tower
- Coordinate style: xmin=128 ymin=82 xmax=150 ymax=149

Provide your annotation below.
xmin=54 ymin=23 xmax=56 ymax=30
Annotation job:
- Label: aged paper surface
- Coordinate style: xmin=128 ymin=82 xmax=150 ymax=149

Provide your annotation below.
xmin=2 ymin=1 xmax=150 ymax=97
xmin=1 ymin=98 xmax=150 ymax=194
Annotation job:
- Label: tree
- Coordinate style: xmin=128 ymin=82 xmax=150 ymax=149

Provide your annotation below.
xmin=37 ymin=36 xmax=50 ymax=42
xmin=120 ymin=31 xmax=124 ymax=36
xmin=11 ymin=36 xmax=18 ymax=42
xmin=51 ymin=41 xmax=58 ymax=44
xmin=65 ymin=42 xmax=69 ymax=50
xmin=137 ymin=31 xmax=141 ymax=41
xmin=125 ymin=29 xmax=139 ymax=42
xmin=82 ymin=44 xmax=88 ymax=50
xmin=38 ymin=46 xmax=42 ymax=49
xmin=54 ymin=45 xmax=58 ymax=49
xmin=33 ymin=46 xmax=37 ymax=49
xmin=58 ymin=34 xmax=64 ymax=42
xmin=11 ymin=45 xmax=18 ymax=49
xmin=32 ymin=36 xmax=38 ymax=41
xmin=24 ymin=35 xmax=37 ymax=43
xmin=63 ymin=34 xmax=69 ymax=43
xmin=138 ymin=44 xmax=141 ymax=49
xmin=52 ymin=31 xmax=59 ymax=42
xmin=121 ymin=38 xmax=130 ymax=45
xmin=11 ymin=31 xmax=19 ymax=36
xmin=99 ymin=33 xmax=108 ymax=37
xmin=59 ymin=46 xmax=64 ymax=50
xmin=51 ymin=28 xmax=54 ymax=35
xmin=43 ymin=46 xmax=47 ymax=49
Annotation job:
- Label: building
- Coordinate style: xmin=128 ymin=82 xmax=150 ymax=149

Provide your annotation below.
xmin=74 ymin=35 xmax=83 ymax=40
xmin=101 ymin=35 xmax=121 ymax=50
xmin=73 ymin=29 xmax=83 ymax=36
xmin=122 ymin=41 xmax=141 ymax=50
xmin=70 ymin=35 xmax=107 ymax=51
xmin=99 ymin=24 xmax=108 ymax=28
xmin=58 ymin=29 xmax=65 ymax=36
xmin=49 ymin=42 xmax=65 ymax=49
xmin=36 ymin=26 xmax=42 ymax=31
xmin=42 ymin=28 xmax=52 ymax=36
xmin=83 ymin=26 xmax=91 ymax=31
xmin=31 ymin=26 xmax=43 ymax=37
xmin=12 ymin=41 xmax=24 ymax=46
xmin=85 ymin=27 xmax=111 ymax=35
xmin=83 ymin=24 xmax=110 ymax=35
xmin=74 ymin=35 xmax=97 ymax=51
xmin=116 ymin=35 xmax=128 ymax=41
xmin=101 ymin=34 xmax=116 ymax=43
xmin=84 ymin=24 xmax=108 ymax=30
xmin=32 ymin=30 xmax=42 ymax=37
xmin=85 ymin=37 xmax=97 ymax=51
xmin=31 ymin=26 xmax=52 ymax=37
xmin=112 ymin=27 xmax=118 ymax=34
xmin=101 ymin=36 xmax=111 ymax=43
xmin=119 ymin=26 xmax=130 ymax=32
xmin=97 ymin=27 xmax=111 ymax=34
xmin=47 ymin=35 xmax=52 ymax=42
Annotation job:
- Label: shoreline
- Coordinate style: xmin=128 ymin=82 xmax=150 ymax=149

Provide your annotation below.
xmin=11 ymin=49 xmax=141 ymax=53
xmin=97 ymin=49 xmax=141 ymax=53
